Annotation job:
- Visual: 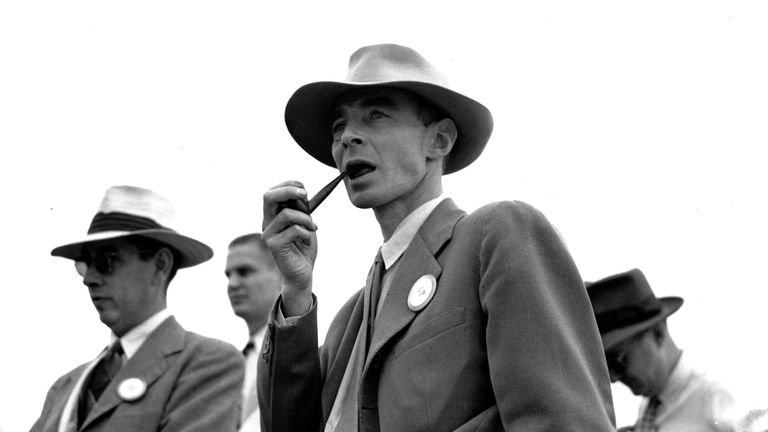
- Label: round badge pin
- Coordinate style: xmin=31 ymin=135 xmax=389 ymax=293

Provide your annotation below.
xmin=117 ymin=377 xmax=147 ymax=402
xmin=408 ymin=274 xmax=437 ymax=312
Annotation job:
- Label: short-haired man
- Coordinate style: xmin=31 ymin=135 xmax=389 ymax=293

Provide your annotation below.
xmin=31 ymin=185 xmax=244 ymax=432
xmin=259 ymin=44 xmax=615 ymax=431
xmin=587 ymin=268 xmax=739 ymax=431
xmin=225 ymin=233 xmax=282 ymax=432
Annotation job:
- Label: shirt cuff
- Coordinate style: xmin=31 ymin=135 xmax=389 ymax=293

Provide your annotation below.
xmin=275 ymin=295 xmax=314 ymax=325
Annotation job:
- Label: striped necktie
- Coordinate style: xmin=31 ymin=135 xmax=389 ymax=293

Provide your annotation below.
xmin=634 ymin=396 xmax=662 ymax=432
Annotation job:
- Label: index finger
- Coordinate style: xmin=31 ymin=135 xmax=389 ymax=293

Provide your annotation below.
xmin=262 ymin=181 xmax=308 ymax=229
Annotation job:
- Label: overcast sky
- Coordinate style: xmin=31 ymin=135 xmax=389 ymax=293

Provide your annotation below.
xmin=2 ymin=1 xmax=767 ymax=430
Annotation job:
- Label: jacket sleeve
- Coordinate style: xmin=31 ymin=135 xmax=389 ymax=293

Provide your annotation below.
xmin=29 ymin=372 xmax=74 ymax=432
xmin=477 ymin=201 xmax=616 ymax=431
xmin=257 ymin=297 xmax=323 ymax=432
xmin=161 ymin=338 xmax=245 ymax=432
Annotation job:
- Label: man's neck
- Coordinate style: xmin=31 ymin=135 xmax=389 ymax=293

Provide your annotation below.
xmin=246 ymin=317 xmax=267 ymax=336
xmin=374 ymin=179 xmax=443 ymax=240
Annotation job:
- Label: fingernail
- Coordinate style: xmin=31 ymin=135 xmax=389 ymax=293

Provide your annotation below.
xmin=297 ymin=187 xmax=307 ymax=196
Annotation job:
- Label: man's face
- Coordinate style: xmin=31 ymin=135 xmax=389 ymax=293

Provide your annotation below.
xmin=605 ymin=329 xmax=665 ymax=396
xmin=76 ymin=239 xmax=163 ymax=336
xmin=225 ymin=243 xmax=281 ymax=326
xmin=330 ymin=87 xmax=436 ymax=211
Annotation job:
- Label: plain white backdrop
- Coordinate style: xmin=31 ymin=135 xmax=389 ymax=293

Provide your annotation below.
xmin=1 ymin=1 xmax=766 ymax=430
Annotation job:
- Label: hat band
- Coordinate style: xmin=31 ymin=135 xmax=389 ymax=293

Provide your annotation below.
xmin=595 ymin=304 xmax=662 ymax=333
xmin=88 ymin=212 xmax=164 ymax=234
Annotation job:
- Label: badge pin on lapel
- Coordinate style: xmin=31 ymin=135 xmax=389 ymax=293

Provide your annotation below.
xmin=408 ymin=274 xmax=437 ymax=311
xmin=117 ymin=377 xmax=147 ymax=402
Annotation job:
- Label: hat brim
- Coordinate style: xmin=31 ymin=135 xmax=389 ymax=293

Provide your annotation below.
xmin=51 ymin=229 xmax=213 ymax=269
xmin=601 ymin=296 xmax=683 ymax=350
xmin=284 ymin=80 xmax=494 ymax=175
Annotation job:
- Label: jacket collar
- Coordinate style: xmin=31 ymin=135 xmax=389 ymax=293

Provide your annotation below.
xmin=364 ymin=198 xmax=465 ymax=368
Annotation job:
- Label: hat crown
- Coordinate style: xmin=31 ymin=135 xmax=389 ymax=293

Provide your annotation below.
xmin=588 ymin=268 xmax=662 ymax=316
xmin=345 ymin=44 xmax=451 ymax=88
xmin=97 ymin=186 xmax=175 ymax=230
xmin=587 ymin=268 xmax=683 ymax=349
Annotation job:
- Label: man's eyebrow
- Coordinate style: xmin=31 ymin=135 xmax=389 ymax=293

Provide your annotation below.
xmin=358 ymin=96 xmax=396 ymax=109
xmin=333 ymin=96 xmax=397 ymax=120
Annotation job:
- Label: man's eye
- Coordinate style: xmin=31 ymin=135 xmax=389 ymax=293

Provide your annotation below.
xmin=331 ymin=122 xmax=345 ymax=135
xmin=237 ymin=268 xmax=254 ymax=278
xmin=369 ymin=110 xmax=387 ymax=120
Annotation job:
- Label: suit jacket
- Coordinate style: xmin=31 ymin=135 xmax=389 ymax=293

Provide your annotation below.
xmin=258 ymin=199 xmax=616 ymax=431
xmin=30 ymin=317 xmax=245 ymax=432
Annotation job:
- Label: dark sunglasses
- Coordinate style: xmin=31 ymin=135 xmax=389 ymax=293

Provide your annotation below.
xmin=75 ymin=252 xmax=121 ymax=277
xmin=74 ymin=248 xmax=156 ymax=277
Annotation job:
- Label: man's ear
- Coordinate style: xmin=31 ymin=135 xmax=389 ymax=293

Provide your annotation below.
xmin=427 ymin=118 xmax=457 ymax=159
xmin=651 ymin=323 xmax=666 ymax=345
xmin=154 ymin=248 xmax=174 ymax=280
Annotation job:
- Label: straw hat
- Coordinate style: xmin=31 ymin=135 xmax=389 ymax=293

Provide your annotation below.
xmin=51 ymin=185 xmax=212 ymax=268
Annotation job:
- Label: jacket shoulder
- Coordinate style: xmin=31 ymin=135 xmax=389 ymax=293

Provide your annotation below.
xmin=183 ymin=331 xmax=243 ymax=358
xmin=463 ymin=200 xmax=554 ymax=233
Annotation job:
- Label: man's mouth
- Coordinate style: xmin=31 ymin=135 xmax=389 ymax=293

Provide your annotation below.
xmin=346 ymin=161 xmax=375 ymax=180
xmin=91 ymin=296 xmax=111 ymax=309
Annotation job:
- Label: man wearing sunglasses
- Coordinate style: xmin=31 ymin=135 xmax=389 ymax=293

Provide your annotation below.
xmin=587 ymin=268 xmax=739 ymax=432
xmin=30 ymin=185 xmax=244 ymax=432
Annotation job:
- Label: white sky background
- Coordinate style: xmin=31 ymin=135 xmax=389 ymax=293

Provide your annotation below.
xmin=1 ymin=1 xmax=766 ymax=430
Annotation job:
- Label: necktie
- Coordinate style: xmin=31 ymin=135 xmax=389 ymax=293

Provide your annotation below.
xmin=78 ymin=341 xmax=124 ymax=427
xmin=634 ymin=396 xmax=662 ymax=432
xmin=365 ymin=250 xmax=385 ymax=354
xmin=324 ymin=251 xmax=385 ymax=432
xmin=242 ymin=341 xmax=255 ymax=356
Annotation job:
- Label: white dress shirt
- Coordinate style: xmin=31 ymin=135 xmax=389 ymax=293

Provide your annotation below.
xmin=637 ymin=352 xmax=739 ymax=432
xmin=240 ymin=327 xmax=266 ymax=432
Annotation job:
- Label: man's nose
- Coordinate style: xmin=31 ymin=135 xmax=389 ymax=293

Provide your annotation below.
xmin=608 ymin=367 xmax=620 ymax=383
xmin=81 ymin=264 xmax=103 ymax=288
xmin=340 ymin=123 xmax=365 ymax=148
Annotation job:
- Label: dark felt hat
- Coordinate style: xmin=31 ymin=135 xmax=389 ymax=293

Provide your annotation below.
xmin=586 ymin=268 xmax=683 ymax=351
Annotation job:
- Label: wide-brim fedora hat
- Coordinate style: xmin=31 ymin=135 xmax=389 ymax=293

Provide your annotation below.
xmin=51 ymin=185 xmax=213 ymax=268
xmin=586 ymin=268 xmax=683 ymax=351
xmin=284 ymin=43 xmax=494 ymax=175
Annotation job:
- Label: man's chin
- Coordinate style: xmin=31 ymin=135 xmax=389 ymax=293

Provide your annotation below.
xmin=348 ymin=193 xmax=377 ymax=209
xmin=231 ymin=305 xmax=253 ymax=318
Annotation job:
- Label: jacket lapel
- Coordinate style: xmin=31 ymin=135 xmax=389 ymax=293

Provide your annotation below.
xmin=364 ymin=199 xmax=465 ymax=369
xmin=81 ymin=317 xmax=185 ymax=430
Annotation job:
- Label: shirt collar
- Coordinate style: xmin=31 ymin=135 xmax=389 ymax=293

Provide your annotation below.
xmin=381 ymin=195 xmax=445 ymax=269
xmin=111 ymin=309 xmax=172 ymax=359
xmin=250 ymin=326 xmax=267 ymax=350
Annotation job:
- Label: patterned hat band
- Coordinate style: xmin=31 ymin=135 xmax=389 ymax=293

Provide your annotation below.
xmin=87 ymin=212 xmax=167 ymax=234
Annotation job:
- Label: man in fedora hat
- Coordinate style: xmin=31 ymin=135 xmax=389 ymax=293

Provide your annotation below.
xmin=587 ymin=268 xmax=739 ymax=431
xmin=258 ymin=44 xmax=615 ymax=431
xmin=225 ymin=233 xmax=282 ymax=432
xmin=30 ymin=185 xmax=245 ymax=432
